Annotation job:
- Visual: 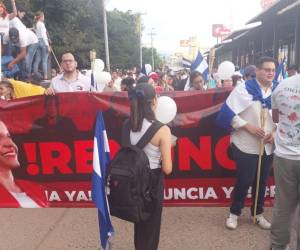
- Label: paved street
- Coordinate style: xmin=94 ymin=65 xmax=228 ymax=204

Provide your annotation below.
xmin=0 ymin=207 xmax=296 ymax=250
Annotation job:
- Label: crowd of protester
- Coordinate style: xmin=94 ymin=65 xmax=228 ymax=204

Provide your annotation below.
xmin=1 ymin=2 xmax=300 ymax=250
xmin=0 ymin=0 xmax=298 ymax=101
xmin=0 ymin=0 xmax=50 ymax=82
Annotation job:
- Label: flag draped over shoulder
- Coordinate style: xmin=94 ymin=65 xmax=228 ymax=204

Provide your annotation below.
xmin=191 ymin=51 xmax=209 ymax=81
xmin=92 ymin=112 xmax=114 ymax=250
xmin=216 ymin=78 xmax=274 ymax=130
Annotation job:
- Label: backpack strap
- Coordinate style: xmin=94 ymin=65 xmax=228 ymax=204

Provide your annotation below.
xmin=121 ymin=119 xmax=131 ymax=146
xmin=136 ymin=121 xmax=164 ymax=149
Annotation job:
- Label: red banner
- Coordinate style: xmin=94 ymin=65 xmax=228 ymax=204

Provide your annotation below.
xmin=0 ymin=90 xmax=274 ymax=207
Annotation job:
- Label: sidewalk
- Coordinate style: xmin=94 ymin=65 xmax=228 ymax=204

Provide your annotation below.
xmin=0 ymin=207 xmax=296 ymax=250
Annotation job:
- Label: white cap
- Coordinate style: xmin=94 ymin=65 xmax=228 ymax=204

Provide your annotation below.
xmin=233 ymin=71 xmax=243 ymax=77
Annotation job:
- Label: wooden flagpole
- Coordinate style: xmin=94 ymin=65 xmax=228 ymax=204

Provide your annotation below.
xmin=253 ymin=106 xmax=267 ymax=223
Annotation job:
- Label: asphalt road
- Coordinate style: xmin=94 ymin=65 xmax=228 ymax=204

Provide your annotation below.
xmin=0 ymin=207 xmax=296 ymax=250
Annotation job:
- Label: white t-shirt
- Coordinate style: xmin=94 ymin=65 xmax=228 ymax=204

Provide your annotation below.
xmin=50 ymin=71 xmax=91 ymax=92
xmin=35 ymin=21 xmax=49 ymax=46
xmin=114 ymin=77 xmax=122 ymax=91
xmin=20 ymin=29 xmax=38 ymax=47
xmin=9 ymin=17 xmax=27 ymax=32
xmin=0 ymin=15 xmax=9 ymax=35
xmin=272 ymin=74 xmax=300 ymax=160
xmin=3 ymin=28 xmax=38 ymax=47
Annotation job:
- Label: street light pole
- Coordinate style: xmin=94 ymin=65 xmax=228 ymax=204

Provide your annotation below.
xmin=138 ymin=13 xmax=147 ymax=69
xmin=148 ymin=28 xmax=156 ymax=70
xmin=139 ymin=15 xmax=143 ymax=69
xmin=101 ymin=0 xmax=110 ymax=71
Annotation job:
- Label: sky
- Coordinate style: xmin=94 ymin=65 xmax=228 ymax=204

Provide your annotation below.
xmin=106 ymin=0 xmax=263 ymax=55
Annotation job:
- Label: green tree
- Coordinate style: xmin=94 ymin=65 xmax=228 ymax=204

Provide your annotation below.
xmin=3 ymin=0 xmax=161 ymax=70
xmin=142 ymin=47 xmax=163 ymax=70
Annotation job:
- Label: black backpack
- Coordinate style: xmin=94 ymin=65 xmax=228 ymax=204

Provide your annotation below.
xmin=107 ymin=120 xmax=163 ymax=223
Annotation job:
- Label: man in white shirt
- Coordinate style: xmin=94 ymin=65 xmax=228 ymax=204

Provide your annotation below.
xmin=216 ymin=57 xmax=277 ymax=230
xmin=270 ymin=74 xmax=300 ymax=250
xmin=45 ymin=52 xmax=91 ymax=94
xmin=5 ymin=27 xmax=38 ymax=79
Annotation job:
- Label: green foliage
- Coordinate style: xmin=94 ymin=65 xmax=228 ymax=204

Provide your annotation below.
xmin=142 ymin=47 xmax=163 ymax=70
xmin=3 ymin=0 xmax=162 ymax=69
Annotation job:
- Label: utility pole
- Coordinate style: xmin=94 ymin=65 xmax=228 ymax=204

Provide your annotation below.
xmin=148 ymin=28 xmax=156 ymax=70
xmin=101 ymin=0 xmax=110 ymax=71
xmin=138 ymin=13 xmax=146 ymax=69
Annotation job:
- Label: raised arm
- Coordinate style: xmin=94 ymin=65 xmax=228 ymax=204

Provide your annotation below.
xmin=8 ymin=0 xmax=17 ymax=20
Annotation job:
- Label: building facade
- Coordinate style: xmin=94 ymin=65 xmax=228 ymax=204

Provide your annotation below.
xmin=215 ymin=0 xmax=300 ymax=68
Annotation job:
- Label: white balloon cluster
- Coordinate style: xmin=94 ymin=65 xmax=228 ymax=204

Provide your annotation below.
xmin=217 ymin=61 xmax=235 ymax=80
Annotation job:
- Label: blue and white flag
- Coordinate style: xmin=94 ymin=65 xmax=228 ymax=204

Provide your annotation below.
xmin=92 ymin=112 xmax=114 ymax=250
xmin=182 ymin=57 xmax=192 ymax=68
xmin=216 ymin=78 xmax=275 ymax=130
xmin=191 ymin=51 xmax=209 ymax=81
xmin=274 ymin=60 xmax=286 ymax=83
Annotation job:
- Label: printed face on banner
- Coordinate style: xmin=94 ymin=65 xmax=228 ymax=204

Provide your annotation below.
xmin=0 ymin=122 xmax=20 ymax=170
xmin=45 ymin=98 xmax=59 ymax=119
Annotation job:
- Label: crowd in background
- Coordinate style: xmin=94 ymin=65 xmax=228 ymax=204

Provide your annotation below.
xmin=0 ymin=0 xmax=299 ymax=101
xmin=86 ymin=61 xmax=298 ymax=94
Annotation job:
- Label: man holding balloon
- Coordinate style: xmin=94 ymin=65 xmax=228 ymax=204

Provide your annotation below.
xmin=216 ymin=57 xmax=277 ymax=230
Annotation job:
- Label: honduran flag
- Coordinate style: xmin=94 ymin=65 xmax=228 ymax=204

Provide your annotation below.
xmin=191 ymin=51 xmax=209 ymax=81
xmin=216 ymin=78 xmax=276 ymax=131
xmin=92 ymin=112 xmax=114 ymax=250
xmin=274 ymin=60 xmax=286 ymax=83
xmin=182 ymin=57 xmax=192 ymax=68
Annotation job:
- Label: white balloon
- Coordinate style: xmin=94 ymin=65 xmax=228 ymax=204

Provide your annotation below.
xmin=145 ymin=64 xmax=152 ymax=75
xmin=155 ymin=96 xmax=177 ymax=124
xmin=217 ymin=61 xmax=235 ymax=80
xmin=94 ymin=59 xmax=105 ymax=72
xmin=94 ymin=71 xmax=111 ymax=91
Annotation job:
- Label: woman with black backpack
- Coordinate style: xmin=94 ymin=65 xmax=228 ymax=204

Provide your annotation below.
xmin=128 ymin=82 xmax=172 ymax=250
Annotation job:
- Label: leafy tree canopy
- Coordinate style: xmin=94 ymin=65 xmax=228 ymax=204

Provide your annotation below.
xmin=3 ymin=0 xmax=162 ymax=70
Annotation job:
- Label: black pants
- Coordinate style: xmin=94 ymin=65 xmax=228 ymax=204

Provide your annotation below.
xmin=230 ymin=144 xmax=273 ymax=216
xmin=134 ymin=169 xmax=163 ymax=250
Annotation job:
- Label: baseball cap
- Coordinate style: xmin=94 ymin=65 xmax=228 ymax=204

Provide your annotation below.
xmin=232 ymin=71 xmax=243 ymax=77
xmin=149 ymin=72 xmax=159 ymax=81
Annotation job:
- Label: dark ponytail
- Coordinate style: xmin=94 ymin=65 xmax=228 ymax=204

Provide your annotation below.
xmin=129 ymin=82 xmax=156 ymax=132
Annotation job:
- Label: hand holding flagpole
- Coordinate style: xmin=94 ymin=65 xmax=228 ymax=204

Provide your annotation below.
xmin=253 ymin=105 xmax=267 ymax=224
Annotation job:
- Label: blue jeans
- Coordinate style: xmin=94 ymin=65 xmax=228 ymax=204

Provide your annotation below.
xmin=26 ymin=42 xmax=39 ymax=76
xmin=33 ymin=39 xmax=49 ymax=78
xmin=230 ymin=144 xmax=273 ymax=216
